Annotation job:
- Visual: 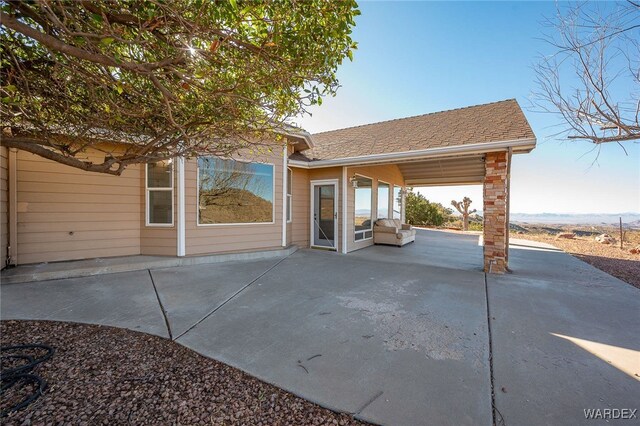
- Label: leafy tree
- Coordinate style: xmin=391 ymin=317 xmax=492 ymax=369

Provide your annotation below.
xmin=532 ymin=1 xmax=639 ymax=148
xmin=451 ymin=197 xmax=477 ymax=231
xmin=405 ymin=189 xmax=452 ymax=227
xmin=0 ymin=0 xmax=359 ymax=174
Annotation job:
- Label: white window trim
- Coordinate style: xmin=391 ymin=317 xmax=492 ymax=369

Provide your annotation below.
xmin=145 ymin=162 xmax=174 ymax=227
xmin=196 ymin=156 xmax=276 ymax=227
xmin=377 ymin=179 xmax=391 ymax=220
xmin=286 ymin=167 xmax=293 ymax=223
xmin=353 ymin=173 xmax=374 ymax=242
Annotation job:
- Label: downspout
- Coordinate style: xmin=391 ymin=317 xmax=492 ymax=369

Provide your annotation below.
xmin=341 ymin=167 xmax=348 ymax=254
xmin=282 ymin=145 xmax=287 ymax=247
xmin=505 ymin=147 xmax=512 ymax=269
xmin=176 ymin=156 xmax=186 ymax=257
xmin=8 ymin=148 xmax=17 ymax=266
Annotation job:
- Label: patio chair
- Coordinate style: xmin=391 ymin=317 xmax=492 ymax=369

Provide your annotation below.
xmin=373 ymin=219 xmax=416 ymax=247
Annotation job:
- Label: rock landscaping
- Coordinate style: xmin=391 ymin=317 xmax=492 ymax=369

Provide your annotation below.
xmin=0 ymin=320 xmax=368 ymax=426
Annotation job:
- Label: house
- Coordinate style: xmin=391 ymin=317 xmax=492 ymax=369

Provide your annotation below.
xmin=0 ymin=99 xmax=535 ymax=274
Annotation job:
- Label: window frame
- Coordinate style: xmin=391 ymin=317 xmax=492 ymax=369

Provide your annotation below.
xmin=145 ymin=161 xmax=174 ymax=227
xmin=286 ymin=167 xmax=293 ymax=223
xmin=392 ymin=185 xmax=403 ymax=220
xmin=353 ymin=173 xmax=374 ymax=242
xmin=196 ymin=157 xmax=276 ymax=227
xmin=377 ymin=180 xmax=391 ymax=220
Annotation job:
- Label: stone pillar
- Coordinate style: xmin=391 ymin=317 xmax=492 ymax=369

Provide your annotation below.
xmin=483 ymin=151 xmax=509 ymax=273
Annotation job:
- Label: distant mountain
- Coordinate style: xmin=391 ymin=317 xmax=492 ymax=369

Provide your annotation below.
xmin=510 ymin=212 xmax=640 ymax=227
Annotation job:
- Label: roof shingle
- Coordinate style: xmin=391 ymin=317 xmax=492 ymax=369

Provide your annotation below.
xmin=294 ymin=99 xmax=535 ymax=161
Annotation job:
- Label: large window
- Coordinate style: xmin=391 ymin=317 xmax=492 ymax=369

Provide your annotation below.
xmin=354 ymin=176 xmax=373 ymax=241
xmin=146 ymin=161 xmax=173 ymax=226
xmin=286 ymin=167 xmax=293 ymax=223
xmin=377 ymin=181 xmax=390 ymax=219
xmin=393 ymin=186 xmax=402 ymax=220
xmin=198 ymin=157 xmax=274 ymax=225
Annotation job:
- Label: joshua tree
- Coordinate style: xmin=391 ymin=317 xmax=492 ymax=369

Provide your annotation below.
xmin=451 ymin=197 xmax=477 ymax=231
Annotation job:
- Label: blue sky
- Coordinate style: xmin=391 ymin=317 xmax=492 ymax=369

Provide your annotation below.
xmin=297 ymin=1 xmax=640 ymax=214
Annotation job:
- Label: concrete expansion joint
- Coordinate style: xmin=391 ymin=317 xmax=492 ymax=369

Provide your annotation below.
xmin=172 ymin=252 xmax=294 ymax=341
xmin=484 ymin=273 xmax=505 ymax=426
xmin=354 ymin=390 xmax=384 ymax=417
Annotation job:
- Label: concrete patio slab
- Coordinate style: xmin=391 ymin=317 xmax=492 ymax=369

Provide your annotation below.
xmin=488 ymin=244 xmax=640 ymax=426
xmin=0 ymin=270 xmax=169 ymax=338
xmin=149 ymin=258 xmax=284 ymax=338
xmin=1 ymin=230 xmax=637 ymax=426
xmin=176 ymin=249 xmax=492 ymax=426
xmin=349 ymin=228 xmax=483 ymax=271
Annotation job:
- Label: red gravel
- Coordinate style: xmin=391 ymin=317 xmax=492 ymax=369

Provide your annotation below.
xmin=1 ymin=320 xmax=370 ymax=426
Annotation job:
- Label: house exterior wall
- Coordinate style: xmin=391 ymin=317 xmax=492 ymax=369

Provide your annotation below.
xmin=289 ymin=167 xmax=309 ymax=248
xmin=345 ymin=164 xmax=405 ymax=253
xmin=15 ymin=149 xmax=142 ymax=264
xmin=184 ymin=147 xmax=286 ymax=256
xmin=0 ymin=146 xmax=8 ymax=268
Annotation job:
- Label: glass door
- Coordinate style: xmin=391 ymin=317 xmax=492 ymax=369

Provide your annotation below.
xmin=312 ymin=183 xmax=336 ymax=249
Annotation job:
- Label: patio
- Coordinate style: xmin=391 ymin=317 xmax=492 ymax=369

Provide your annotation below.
xmin=1 ymin=229 xmax=638 ymax=425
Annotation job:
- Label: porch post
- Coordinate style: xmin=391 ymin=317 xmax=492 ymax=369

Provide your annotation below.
xmin=483 ymin=151 xmax=509 ymax=273
xmin=8 ymin=148 xmax=18 ymax=266
xmin=176 ymin=156 xmax=186 ymax=257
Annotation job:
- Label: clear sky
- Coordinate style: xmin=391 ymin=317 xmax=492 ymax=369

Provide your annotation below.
xmin=297 ymin=1 xmax=640 ymax=214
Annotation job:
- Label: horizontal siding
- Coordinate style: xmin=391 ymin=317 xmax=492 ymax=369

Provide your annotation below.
xmin=0 ymin=146 xmax=7 ymax=267
xmin=185 ymin=148 xmax=285 ymax=256
xmin=16 ymin=150 xmax=142 ymax=264
xmin=20 ymin=247 xmax=140 ymax=264
xmin=290 ymin=167 xmax=309 ymax=248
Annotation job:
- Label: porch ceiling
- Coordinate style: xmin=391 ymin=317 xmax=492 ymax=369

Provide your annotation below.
xmin=397 ymin=155 xmax=485 ymax=186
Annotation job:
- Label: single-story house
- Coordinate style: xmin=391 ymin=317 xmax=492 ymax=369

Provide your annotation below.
xmin=0 ymin=99 xmax=535 ymax=274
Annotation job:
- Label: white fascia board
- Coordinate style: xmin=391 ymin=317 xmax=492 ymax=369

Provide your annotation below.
xmin=288 ymin=138 xmax=536 ymax=169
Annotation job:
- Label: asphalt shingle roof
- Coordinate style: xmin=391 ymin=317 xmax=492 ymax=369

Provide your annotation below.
xmin=292 ymin=99 xmax=535 ymax=162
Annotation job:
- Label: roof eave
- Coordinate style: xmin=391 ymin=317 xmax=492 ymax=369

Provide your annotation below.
xmin=288 ymin=137 xmax=536 ymax=169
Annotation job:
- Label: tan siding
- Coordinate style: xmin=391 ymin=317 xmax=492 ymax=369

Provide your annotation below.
xmin=0 ymin=146 xmax=8 ymax=267
xmin=290 ymin=167 xmax=309 ymax=248
xmin=16 ymin=150 xmax=142 ymax=264
xmin=139 ymin=164 xmax=177 ymax=256
xmin=185 ymin=147 xmax=286 ymax=256
xmin=308 ymin=167 xmax=343 ymax=252
xmin=346 ymin=164 xmax=405 ymax=253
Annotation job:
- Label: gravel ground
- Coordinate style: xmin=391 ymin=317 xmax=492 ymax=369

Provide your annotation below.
xmin=0 ymin=320 xmax=370 ymax=426
xmin=513 ymin=233 xmax=640 ymax=289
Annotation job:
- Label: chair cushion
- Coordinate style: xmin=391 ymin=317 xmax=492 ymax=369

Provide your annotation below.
xmin=377 ymin=219 xmax=396 ymax=228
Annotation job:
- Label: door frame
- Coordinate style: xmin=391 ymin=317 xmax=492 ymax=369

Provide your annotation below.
xmin=310 ymin=179 xmax=339 ymax=251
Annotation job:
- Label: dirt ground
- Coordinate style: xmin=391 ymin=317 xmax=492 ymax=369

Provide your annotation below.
xmin=0 ymin=320 xmax=369 ymax=426
xmin=513 ymin=232 xmax=640 ymax=289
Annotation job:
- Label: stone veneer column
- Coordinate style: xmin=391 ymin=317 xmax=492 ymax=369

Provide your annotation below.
xmin=483 ymin=151 xmax=509 ymax=273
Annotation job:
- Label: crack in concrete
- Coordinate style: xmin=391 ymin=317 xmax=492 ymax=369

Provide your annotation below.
xmin=173 ymin=254 xmax=292 ymax=341
xmin=149 ymin=269 xmax=173 ymax=340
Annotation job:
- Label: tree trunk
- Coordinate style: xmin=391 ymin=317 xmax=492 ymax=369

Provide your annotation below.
xmin=462 ymin=214 xmax=469 ymax=231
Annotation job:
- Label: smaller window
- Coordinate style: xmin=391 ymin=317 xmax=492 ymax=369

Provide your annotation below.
xmin=354 ymin=175 xmax=373 ymax=241
xmin=146 ymin=161 xmax=173 ymax=226
xmin=393 ymin=186 xmax=402 ymax=220
xmin=286 ymin=168 xmax=293 ymax=223
xmin=377 ymin=181 xmax=390 ymax=219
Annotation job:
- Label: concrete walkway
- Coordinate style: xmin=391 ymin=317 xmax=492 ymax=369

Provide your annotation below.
xmin=1 ymin=229 xmax=638 ymax=425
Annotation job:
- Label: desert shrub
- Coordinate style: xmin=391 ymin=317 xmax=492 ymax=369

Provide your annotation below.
xmin=405 ymin=190 xmax=452 ymax=226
